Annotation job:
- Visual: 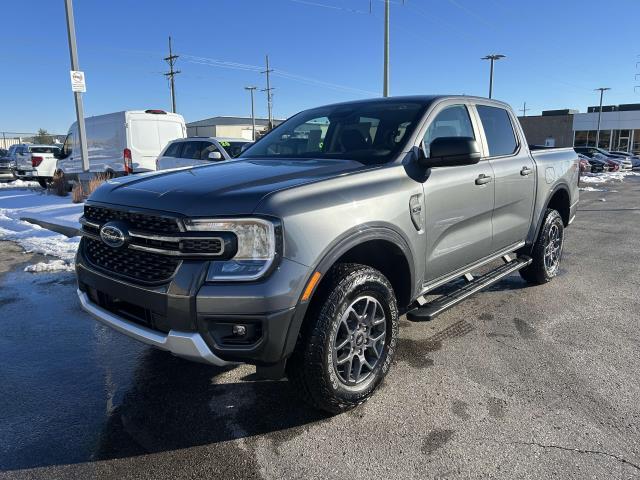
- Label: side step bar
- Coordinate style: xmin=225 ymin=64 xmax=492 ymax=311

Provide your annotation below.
xmin=407 ymin=256 xmax=532 ymax=322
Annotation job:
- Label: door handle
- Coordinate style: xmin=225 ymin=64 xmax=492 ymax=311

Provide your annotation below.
xmin=520 ymin=166 xmax=533 ymax=176
xmin=475 ymin=173 xmax=492 ymax=185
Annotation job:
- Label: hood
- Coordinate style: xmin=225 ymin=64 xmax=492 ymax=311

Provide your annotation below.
xmin=89 ymin=158 xmax=366 ymax=216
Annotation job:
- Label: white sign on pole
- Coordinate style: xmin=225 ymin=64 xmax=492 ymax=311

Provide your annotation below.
xmin=70 ymin=70 xmax=86 ymax=93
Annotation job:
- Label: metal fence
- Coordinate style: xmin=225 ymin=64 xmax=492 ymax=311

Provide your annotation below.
xmin=1 ymin=132 xmax=66 ymax=150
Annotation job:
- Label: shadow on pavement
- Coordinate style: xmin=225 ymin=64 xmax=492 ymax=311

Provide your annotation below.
xmin=91 ymin=349 xmax=330 ymax=464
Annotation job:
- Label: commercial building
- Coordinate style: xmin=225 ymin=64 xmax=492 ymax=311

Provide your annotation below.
xmin=186 ymin=116 xmax=284 ymax=140
xmin=518 ymin=103 xmax=640 ymax=154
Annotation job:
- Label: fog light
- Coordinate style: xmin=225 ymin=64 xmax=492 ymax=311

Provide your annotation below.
xmin=232 ymin=325 xmax=247 ymax=337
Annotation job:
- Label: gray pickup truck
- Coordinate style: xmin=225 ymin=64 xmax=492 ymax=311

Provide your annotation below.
xmin=76 ymin=95 xmax=579 ymax=413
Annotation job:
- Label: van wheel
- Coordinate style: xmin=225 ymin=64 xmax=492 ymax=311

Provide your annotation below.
xmin=287 ymin=263 xmax=398 ymax=413
xmin=519 ymin=209 xmax=564 ymax=285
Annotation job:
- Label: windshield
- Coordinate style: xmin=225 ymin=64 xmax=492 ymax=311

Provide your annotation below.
xmin=241 ymin=101 xmax=426 ymax=165
xmin=220 ymin=141 xmax=249 ymax=158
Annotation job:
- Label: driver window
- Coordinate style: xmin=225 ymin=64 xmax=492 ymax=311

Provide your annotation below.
xmin=423 ymin=105 xmax=475 ymax=157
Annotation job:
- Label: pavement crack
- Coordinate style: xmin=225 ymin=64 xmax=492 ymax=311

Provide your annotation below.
xmin=511 ymin=440 xmax=640 ymax=472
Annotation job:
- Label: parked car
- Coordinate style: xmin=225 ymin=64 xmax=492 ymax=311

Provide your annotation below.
xmin=75 ymin=95 xmax=578 ymax=413
xmin=609 ymin=150 xmax=640 ymax=169
xmin=13 ymin=144 xmax=61 ymax=187
xmin=577 ymin=153 xmax=605 ymax=173
xmin=156 ymin=137 xmax=250 ymax=170
xmin=574 ymin=147 xmax=632 ymax=171
xmin=0 ymin=148 xmax=14 ymax=182
xmin=56 ymin=110 xmax=186 ymax=182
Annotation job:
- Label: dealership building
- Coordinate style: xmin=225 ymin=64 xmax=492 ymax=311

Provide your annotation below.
xmin=518 ymin=103 xmax=640 ymax=153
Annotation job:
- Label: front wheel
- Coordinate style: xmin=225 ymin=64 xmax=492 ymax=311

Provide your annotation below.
xmin=288 ymin=264 xmax=399 ymax=413
xmin=519 ymin=209 xmax=565 ymax=285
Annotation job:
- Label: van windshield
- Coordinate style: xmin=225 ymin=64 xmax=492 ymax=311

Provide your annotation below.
xmin=241 ymin=102 xmax=426 ymax=165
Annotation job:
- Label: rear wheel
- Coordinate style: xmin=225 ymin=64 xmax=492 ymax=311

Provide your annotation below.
xmin=519 ymin=209 xmax=564 ymax=285
xmin=288 ymin=263 xmax=398 ymax=413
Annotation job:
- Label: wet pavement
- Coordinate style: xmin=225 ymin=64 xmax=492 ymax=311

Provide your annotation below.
xmin=1 ymin=177 xmax=640 ymax=479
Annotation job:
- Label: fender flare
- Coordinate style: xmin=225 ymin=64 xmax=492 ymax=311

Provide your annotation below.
xmin=280 ymin=223 xmax=416 ymax=360
xmin=527 ymin=182 xmax=570 ymax=248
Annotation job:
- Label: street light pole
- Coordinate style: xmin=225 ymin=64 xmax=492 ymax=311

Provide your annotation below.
xmin=383 ymin=0 xmax=390 ymax=97
xmin=481 ymin=54 xmax=505 ymax=99
xmin=245 ymin=86 xmax=257 ymax=141
xmin=595 ymin=87 xmax=611 ymax=148
xmin=63 ymin=0 xmax=89 ymax=173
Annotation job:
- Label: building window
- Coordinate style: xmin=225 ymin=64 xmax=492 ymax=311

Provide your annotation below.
xmin=597 ymin=130 xmax=611 ymax=150
xmin=632 ymin=130 xmax=640 ymax=154
xmin=574 ymin=130 xmax=588 ymax=147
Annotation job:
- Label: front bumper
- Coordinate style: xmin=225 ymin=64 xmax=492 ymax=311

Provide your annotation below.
xmin=76 ymin=242 xmax=310 ymax=366
xmin=78 ymin=289 xmax=232 ymax=366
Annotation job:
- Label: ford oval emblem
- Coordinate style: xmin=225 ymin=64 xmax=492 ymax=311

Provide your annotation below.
xmin=100 ymin=222 xmax=127 ymax=248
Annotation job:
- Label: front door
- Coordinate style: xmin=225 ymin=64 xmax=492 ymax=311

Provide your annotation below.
xmin=421 ymin=103 xmax=495 ymax=283
xmin=474 ymin=104 xmax=536 ymax=251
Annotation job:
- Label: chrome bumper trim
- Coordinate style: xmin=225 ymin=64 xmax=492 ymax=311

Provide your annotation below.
xmin=77 ymin=289 xmax=233 ymax=367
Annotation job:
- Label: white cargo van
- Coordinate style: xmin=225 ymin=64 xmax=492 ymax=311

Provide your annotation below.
xmin=57 ymin=110 xmax=186 ymax=178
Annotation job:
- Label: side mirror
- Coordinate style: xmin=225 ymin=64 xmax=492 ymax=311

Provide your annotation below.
xmin=419 ymin=137 xmax=481 ymax=168
xmin=208 ymin=151 xmax=223 ymax=161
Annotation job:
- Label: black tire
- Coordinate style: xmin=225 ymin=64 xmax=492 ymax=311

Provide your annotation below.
xmin=519 ymin=209 xmax=564 ymax=285
xmin=287 ymin=263 xmax=399 ymax=414
xmin=37 ymin=178 xmax=48 ymax=189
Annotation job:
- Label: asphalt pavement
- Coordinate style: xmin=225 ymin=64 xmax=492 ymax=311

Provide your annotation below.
xmin=1 ymin=177 xmax=639 ymax=479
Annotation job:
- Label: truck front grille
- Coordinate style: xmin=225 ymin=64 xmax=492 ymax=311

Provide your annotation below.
xmin=84 ymin=205 xmax=181 ymax=234
xmin=83 ymin=237 xmax=180 ymax=283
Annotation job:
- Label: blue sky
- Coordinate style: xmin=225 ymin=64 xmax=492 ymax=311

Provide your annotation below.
xmin=2 ymin=0 xmax=640 ymax=134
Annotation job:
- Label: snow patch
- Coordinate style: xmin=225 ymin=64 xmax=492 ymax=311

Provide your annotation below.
xmin=24 ymin=260 xmax=74 ymax=273
xmin=579 ymin=186 xmax=608 ymax=192
xmin=0 ymin=179 xmax=40 ymax=189
xmin=0 ymin=187 xmax=82 ymax=263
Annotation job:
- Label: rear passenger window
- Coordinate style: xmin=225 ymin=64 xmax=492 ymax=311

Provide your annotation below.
xmin=164 ymin=142 xmax=182 ymax=158
xmin=476 ymin=105 xmax=518 ymax=157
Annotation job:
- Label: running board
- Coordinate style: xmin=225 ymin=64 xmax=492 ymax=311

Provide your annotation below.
xmin=406 ymin=256 xmax=532 ymax=322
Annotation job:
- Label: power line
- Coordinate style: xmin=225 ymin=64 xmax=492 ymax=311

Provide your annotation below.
xmin=164 ymin=36 xmax=181 ymax=113
xmin=519 ymin=101 xmax=530 ymax=117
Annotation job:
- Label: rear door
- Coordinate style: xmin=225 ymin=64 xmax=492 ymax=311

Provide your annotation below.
xmin=421 ymin=101 xmax=496 ymax=283
xmin=474 ymin=103 xmax=535 ymax=251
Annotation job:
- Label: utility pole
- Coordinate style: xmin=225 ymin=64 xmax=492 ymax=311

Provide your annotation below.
xmin=481 ymin=54 xmax=506 ymax=99
xmin=383 ymin=0 xmax=390 ymax=97
xmin=245 ymin=86 xmax=257 ymax=141
xmin=520 ymin=102 xmax=530 ymax=117
xmin=164 ymin=36 xmax=181 ymax=113
xmin=595 ymin=87 xmax=611 ymax=148
xmin=261 ymin=55 xmax=275 ymax=130
xmin=63 ymin=0 xmax=89 ymax=173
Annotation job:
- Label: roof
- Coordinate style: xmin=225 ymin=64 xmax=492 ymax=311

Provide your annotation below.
xmin=186 ymin=116 xmax=285 ymax=128
xmin=301 ymin=94 xmax=511 ymax=111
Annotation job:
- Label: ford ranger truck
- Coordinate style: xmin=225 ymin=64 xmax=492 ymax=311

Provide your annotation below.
xmin=76 ymin=96 xmax=579 ymax=413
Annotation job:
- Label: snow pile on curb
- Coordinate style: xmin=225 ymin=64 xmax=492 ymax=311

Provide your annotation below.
xmin=0 ymin=180 xmax=40 ymax=189
xmin=580 ymin=186 xmax=607 ymax=192
xmin=24 ymin=260 xmax=75 ymax=273
xmin=0 ymin=187 xmax=83 ymax=264
xmin=581 ymin=171 xmax=639 ymax=184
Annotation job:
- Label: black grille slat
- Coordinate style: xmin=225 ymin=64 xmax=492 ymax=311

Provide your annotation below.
xmin=83 ymin=238 xmax=180 ymax=283
xmin=179 ymin=238 xmax=223 ymax=254
xmin=84 ymin=205 xmax=180 ymax=234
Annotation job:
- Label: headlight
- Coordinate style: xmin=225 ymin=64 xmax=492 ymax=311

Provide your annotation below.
xmin=183 ymin=218 xmax=279 ymax=281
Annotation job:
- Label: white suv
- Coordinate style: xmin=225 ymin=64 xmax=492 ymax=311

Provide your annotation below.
xmin=156 ymin=137 xmax=250 ymax=170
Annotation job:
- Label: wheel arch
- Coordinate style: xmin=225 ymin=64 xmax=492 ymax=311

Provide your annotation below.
xmin=281 ymin=224 xmax=416 ymax=360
